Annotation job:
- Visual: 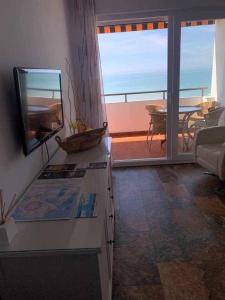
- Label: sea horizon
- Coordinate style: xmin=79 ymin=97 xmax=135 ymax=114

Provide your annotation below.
xmin=103 ymin=67 xmax=212 ymax=103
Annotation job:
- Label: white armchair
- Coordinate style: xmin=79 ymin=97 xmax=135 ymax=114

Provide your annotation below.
xmin=195 ymin=126 xmax=225 ymax=181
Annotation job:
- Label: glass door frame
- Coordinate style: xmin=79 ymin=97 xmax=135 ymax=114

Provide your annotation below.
xmin=97 ymin=15 xmax=170 ymax=166
xmin=97 ymin=8 xmax=225 ymax=167
xmin=169 ymin=9 xmax=225 ymax=163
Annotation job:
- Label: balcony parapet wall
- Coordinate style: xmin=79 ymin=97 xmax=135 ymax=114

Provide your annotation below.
xmin=106 ymin=97 xmax=202 ymax=133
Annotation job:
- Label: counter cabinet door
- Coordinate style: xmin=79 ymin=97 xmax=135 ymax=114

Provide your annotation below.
xmin=104 ymin=214 xmax=114 ymax=279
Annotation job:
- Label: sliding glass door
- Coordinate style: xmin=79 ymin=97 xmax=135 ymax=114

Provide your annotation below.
xmin=97 ymin=17 xmax=169 ymax=162
xmin=174 ymin=14 xmax=225 ymax=161
xmin=97 ymin=10 xmax=225 ymax=165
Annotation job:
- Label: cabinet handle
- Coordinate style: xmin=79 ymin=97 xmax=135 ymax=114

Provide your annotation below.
xmin=107 ymin=187 xmax=111 ymax=191
xmin=109 ymin=214 xmax=114 ymax=219
xmin=107 ymin=240 xmax=115 ymax=244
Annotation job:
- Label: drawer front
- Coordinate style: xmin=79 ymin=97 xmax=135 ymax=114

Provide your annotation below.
xmin=0 ymin=254 xmax=101 ymax=300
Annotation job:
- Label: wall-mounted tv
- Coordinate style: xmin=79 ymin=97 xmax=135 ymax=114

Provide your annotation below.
xmin=14 ymin=68 xmax=64 ymax=156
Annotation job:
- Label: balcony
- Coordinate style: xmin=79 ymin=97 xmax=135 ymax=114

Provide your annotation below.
xmin=105 ymin=87 xmax=217 ymax=161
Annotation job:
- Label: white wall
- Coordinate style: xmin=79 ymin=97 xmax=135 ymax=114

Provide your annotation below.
xmin=0 ymin=0 xmax=74 ymax=208
xmin=95 ymin=0 xmax=225 ymax=16
xmin=211 ymin=20 xmax=225 ymax=105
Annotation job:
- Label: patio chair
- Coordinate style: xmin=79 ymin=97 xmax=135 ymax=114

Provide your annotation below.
xmin=189 ymin=106 xmax=224 ymax=139
xmin=178 ymin=117 xmax=190 ymax=151
xmin=190 ymin=100 xmax=220 ymax=123
xmin=146 ymin=111 xmax=167 ymax=148
xmin=204 ymin=107 xmax=225 ymax=127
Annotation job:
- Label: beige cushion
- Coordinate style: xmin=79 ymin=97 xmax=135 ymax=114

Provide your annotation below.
xmin=196 ymin=143 xmax=224 ymax=174
xmin=218 ymin=109 xmax=225 ymax=126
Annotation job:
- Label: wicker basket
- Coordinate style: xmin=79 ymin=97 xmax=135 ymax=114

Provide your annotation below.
xmin=55 ymin=122 xmax=108 ymax=154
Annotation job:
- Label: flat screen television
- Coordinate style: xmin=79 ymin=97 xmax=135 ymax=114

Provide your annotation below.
xmin=14 ymin=68 xmax=64 ymax=156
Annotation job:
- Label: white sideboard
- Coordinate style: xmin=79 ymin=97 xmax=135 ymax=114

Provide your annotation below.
xmin=0 ymin=137 xmax=114 ymax=300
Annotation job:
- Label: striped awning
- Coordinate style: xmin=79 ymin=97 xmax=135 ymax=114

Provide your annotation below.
xmin=97 ymin=20 xmax=215 ymax=34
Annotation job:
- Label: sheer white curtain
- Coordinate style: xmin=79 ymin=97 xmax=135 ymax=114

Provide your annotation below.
xmin=71 ymin=0 xmax=107 ymax=129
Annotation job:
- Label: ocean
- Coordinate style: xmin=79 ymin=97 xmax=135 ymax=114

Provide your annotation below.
xmin=102 ymin=67 xmax=212 ymax=103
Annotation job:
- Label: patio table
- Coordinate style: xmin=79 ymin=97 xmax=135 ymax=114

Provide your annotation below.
xmin=158 ymin=106 xmax=201 ymax=118
xmin=157 ymin=106 xmax=201 ymax=150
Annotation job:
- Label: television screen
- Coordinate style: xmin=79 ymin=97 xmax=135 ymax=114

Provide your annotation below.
xmin=14 ymin=68 xmax=64 ymax=156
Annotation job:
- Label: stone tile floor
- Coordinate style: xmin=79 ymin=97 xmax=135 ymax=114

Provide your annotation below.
xmin=112 ymin=164 xmax=225 ymax=300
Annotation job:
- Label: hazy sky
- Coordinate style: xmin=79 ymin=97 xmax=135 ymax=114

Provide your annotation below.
xmin=98 ymin=25 xmax=215 ymax=77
